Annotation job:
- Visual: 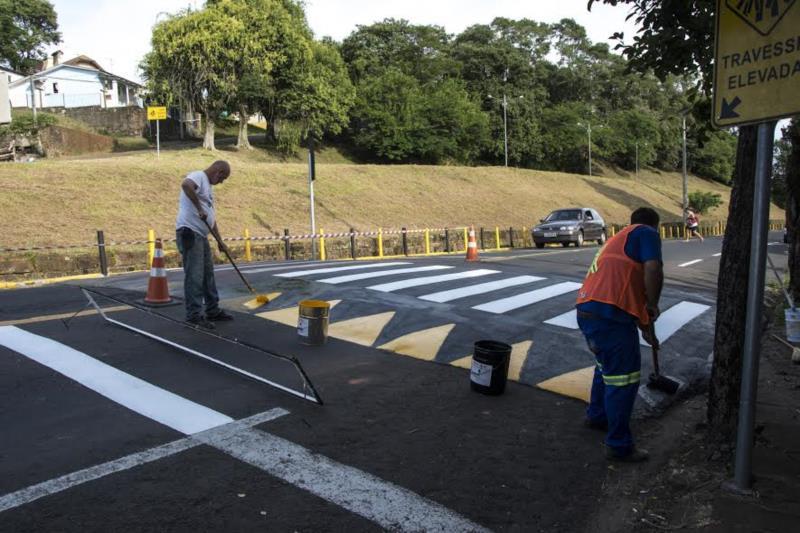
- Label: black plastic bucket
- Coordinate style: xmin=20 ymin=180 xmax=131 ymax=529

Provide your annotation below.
xmin=470 ymin=340 xmax=512 ymax=395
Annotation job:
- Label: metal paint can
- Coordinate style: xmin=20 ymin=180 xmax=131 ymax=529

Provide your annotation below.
xmin=298 ymin=300 xmax=330 ymax=346
xmin=470 ymin=340 xmax=511 ymax=395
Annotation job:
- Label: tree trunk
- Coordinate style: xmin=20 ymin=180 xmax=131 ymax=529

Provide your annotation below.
xmin=237 ymin=104 xmax=252 ymax=150
xmin=203 ymin=112 xmax=215 ymax=151
xmin=707 ymin=125 xmax=758 ymax=442
xmin=784 ymin=120 xmax=800 ymax=303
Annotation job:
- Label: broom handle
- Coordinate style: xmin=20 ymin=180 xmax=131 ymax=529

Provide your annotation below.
xmin=650 ymin=324 xmax=661 ymax=375
xmin=202 ymin=218 xmax=255 ymax=293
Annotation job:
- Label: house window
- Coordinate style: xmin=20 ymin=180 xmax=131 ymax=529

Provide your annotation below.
xmin=53 ymin=82 xmax=59 ymax=93
xmin=117 ymin=82 xmax=127 ymax=105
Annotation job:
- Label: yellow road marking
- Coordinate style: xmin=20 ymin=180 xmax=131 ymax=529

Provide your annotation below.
xmin=243 ymin=292 xmax=282 ymax=310
xmin=448 ymin=340 xmax=532 ymax=381
xmin=328 ymin=311 xmax=395 ymax=347
xmin=255 ymin=299 xmax=340 ymax=326
xmin=0 ymin=305 xmax=130 ymax=327
xmin=0 ymin=273 xmax=103 ymax=290
xmin=536 ymin=366 xmax=594 ymax=403
xmin=378 ymin=324 xmax=455 ymax=361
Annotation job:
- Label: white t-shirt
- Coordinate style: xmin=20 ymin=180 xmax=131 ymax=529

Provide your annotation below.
xmin=176 ymin=170 xmax=215 ymax=236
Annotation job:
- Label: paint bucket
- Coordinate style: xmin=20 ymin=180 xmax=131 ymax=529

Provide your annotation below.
xmin=785 ymin=308 xmax=800 ymax=343
xmin=470 ymin=340 xmax=512 ymax=395
xmin=298 ymin=300 xmax=330 ymax=346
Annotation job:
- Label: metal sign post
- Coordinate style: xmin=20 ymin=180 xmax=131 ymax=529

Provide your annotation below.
xmin=712 ymin=0 xmax=798 ymax=492
xmin=308 ymin=137 xmax=317 ymax=260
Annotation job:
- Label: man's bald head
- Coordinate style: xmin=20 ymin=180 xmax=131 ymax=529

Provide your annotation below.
xmin=206 ymin=160 xmax=231 ymax=184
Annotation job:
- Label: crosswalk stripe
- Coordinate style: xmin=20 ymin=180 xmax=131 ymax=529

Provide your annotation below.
xmin=318 ymin=265 xmax=452 ymax=284
xmin=275 ymin=262 xmax=411 ymax=278
xmin=0 ymin=326 xmax=233 ymax=434
xmin=418 ymin=275 xmax=545 ymax=303
xmin=368 ymin=269 xmax=499 ymax=292
xmin=378 ymin=324 xmax=455 ymax=360
xmin=639 ymin=301 xmax=711 ymax=346
xmin=472 ymin=281 xmax=582 ymax=314
xmin=678 ymin=259 xmax=703 ymax=267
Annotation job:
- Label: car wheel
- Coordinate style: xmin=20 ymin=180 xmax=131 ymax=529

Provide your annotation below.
xmin=598 ymin=231 xmax=607 ymax=245
xmin=535 ymin=242 xmax=545 ymax=249
xmin=575 ymin=231 xmax=584 ymax=247
xmin=561 ymin=242 xmax=570 ymax=247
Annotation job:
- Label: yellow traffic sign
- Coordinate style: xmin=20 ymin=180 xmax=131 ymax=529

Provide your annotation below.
xmin=147 ymin=106 xmax=167 ymax=121
xmin=713 ymin=0 xmax=800 ymax=127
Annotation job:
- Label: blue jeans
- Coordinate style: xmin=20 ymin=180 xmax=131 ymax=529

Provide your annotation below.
xmin=577 ymin=314 xmax=642 ymax=455
xmin=176 ymin=227 xmax=220 ymax=321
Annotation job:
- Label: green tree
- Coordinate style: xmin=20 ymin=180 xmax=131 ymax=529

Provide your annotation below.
xmin=692 ymin=129 xmax=737 ymax=184
xmin=0 ymin=0 xmax=60 ymax=74
xmin=141 ymin=6 xmax=243 ymax=150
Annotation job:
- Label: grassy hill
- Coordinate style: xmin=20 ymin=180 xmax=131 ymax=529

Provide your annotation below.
xmin=0 ymin=144 xmax=783 ymax=249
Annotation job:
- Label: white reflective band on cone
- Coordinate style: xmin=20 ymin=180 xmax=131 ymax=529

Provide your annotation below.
xmin=150 ymin=268 xmax=166 ymax=277
xmin=468 ymin=242 xmax=477 ymax=248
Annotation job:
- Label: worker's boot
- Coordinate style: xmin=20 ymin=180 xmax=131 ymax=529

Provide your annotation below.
xmin=605 ymin=446 xmax=649 ymax=463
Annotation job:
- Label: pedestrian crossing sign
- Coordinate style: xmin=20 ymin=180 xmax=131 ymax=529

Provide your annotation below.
xmin=713 ymin=0 xmax=800 ymax=127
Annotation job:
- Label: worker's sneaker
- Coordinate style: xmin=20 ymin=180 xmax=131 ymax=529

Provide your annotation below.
xmin=583 ymin=418 xmax=608 ymax=431
xmin=207 ymin=310 xmax=234 ymax=321
xmin=605 ymin=447 xmax=649 ymax=463
xmin=187 ymin=317 xmax=216 ymax=330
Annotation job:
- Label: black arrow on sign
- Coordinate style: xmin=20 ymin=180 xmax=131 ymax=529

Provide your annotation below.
xmin=720 ymin=96 xmax=742 ymax=119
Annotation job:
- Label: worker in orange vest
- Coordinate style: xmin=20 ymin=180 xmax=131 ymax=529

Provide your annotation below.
xmin=576 ymin=207 xmax=663 ymax=462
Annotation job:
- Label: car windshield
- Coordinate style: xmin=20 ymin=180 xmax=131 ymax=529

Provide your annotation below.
xmin=545 ymin=210 xmax=582 ymax=222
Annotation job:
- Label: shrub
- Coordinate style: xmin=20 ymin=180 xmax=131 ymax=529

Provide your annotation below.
xmin=688 ymin=191 xmax=723 ymax=214
xmin=0 ymin=111 xmax=57 ymax=137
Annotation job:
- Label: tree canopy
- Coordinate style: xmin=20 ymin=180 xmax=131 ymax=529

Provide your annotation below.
xmin=0 ymin=0 xmax=60 ymax=74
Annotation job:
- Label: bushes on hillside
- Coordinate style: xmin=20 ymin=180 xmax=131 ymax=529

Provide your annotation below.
xmin=0 ymin=111 xmax=57 ymax=137
xmin=689 ymin=191 xmax=723 ymax=214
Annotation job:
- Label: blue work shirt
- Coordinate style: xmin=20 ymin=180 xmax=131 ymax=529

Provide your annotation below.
xmin=576 ymin=225 xmax=662 ymax=323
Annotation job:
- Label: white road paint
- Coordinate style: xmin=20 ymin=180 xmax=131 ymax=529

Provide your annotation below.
xmin=713 ymin=253 xmax=722 ymax=257
xmin=194 ymin=426 xmax=489 ymax=532
xmin=241 ymin=261 xmax=335 ymax=274
xmin=0 ymin=331 xmax=486 ymax=531
xmin=0 ymin=408 xmax=289 ymax=514
xmin=472 ymin=281 xmax=582 ymax=314
xmin=678 ymin=259 xmax=703 ymax=267
xmin=419 ymin=275 xmax=545 ymax=303
xmin=318 ymin=265 xmax=453 ymax=284
xmin=367 ymin=269 xmax=499 ymax=292
xmin=543 ymin=309 xmax=579 ymax=329
xmin=639 ymin=301 xmax=711 ymax=346
xmin=275 ymin=262 xmax=411 ymax=278
xmin=0 ymin=326 xmax=233 ymax=435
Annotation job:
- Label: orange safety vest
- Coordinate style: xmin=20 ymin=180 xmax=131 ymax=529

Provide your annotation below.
xmin=576 ymin=224 xmax=650 ymax=325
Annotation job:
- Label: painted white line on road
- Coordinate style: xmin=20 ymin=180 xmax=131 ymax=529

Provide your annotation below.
xmin=472 ymin=281 xmax=582 ymax=314
xmin=276 ymin=262 xmax=411 ymax=278
xmin=544 ymin=310 xmax=578 ymax=329
xmin=678 ymin=259 xmax=703 ymax=267
xmin=640 ymin=301 xmax=711 ymax=346
xmin=241 ymin=260 xmax=336 ymax=274
xmin=0 ymin=326 xmax=233 ymax=434
xmin=713 ymin=253 xmax=722 ymax=257
xmin=368 ymin=269 xmax=499 ymax=292
xmin=0 ymin=408 xmax=289 ymax=514
xmin=195 ymin=426 xmax=489 ymax=532
xmin=419 ymin=275 xmax=545 ymax=303
xmin=318 ymin=265 xmax=452 ymax=284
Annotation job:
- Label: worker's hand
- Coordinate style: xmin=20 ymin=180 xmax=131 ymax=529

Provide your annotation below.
xmin=641 ymin=326 xmax=660 ymax=349
xmin=217 ymin=241 xmax=229 ymax=255
xmin=197 ymin=208 xmax=207 ymax=221
xmin=647 ymin=304 xmax=660 ymax=321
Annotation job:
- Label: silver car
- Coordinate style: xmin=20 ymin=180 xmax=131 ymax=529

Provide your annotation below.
xmin=532 ymin=208 xmax=607 ymax=248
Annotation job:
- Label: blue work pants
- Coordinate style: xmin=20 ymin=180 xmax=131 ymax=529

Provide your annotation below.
xmin=176 ymin=227 xmax=220 ymax=321
xmin=578 ymin=315 xmax=642 ymax=455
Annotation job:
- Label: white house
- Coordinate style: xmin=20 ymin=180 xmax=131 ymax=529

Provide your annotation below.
xmin=8 ymin=51 xmax=142 ymax=110
xmin=1 ymin=65 xmax=24 ymax=86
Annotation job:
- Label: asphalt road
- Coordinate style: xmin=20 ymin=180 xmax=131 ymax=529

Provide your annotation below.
xmin=0 ymin=232 xmax=787 ymax=532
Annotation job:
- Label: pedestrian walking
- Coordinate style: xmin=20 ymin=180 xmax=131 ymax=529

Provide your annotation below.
xmin=576 ymin=207 xmax=664 ymax=462
xmin=684 ymin=208 xmax=704 ymax=242
xmin=175 ymin=160 xmax=235 ymax=329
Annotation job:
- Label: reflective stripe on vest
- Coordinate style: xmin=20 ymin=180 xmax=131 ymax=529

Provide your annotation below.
xmin=575 ymin=224 xmax=650 ymax=325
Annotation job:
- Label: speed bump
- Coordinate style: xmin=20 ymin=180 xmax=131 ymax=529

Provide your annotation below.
xmin=378 ymin=324 xmax=455 ymax=361
xmin=536 ymin=366 xmax=594 ymax=403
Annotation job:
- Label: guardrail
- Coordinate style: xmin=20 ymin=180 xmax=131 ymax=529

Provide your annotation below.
xmin=0 ymin=220 xmax=786 ymax=281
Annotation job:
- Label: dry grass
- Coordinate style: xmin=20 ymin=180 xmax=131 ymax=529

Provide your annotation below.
xmin=0 ymin=145 xmax=783 ymax=248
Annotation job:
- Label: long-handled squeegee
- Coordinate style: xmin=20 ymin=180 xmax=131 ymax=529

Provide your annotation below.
xmin=647 ymin=326 xmax=680 ymax=394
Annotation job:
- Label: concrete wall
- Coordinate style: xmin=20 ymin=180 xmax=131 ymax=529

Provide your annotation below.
xmin=39 ymin=125 xmax=114 ymax=157
xmin=40 ymin=106 xmax=146 ymax=136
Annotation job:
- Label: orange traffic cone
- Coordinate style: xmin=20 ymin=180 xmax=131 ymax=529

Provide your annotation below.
xmin=144 ymin=238 xmax=173 ymax=305
xmin=466 ymin=225 xmax=479 ymax=262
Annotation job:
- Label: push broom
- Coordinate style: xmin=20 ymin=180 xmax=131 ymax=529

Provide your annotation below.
xmin=202 ymin=219 xmax=270 ymax=308
xmin=646 ymin=325 xmax=680 ymax=394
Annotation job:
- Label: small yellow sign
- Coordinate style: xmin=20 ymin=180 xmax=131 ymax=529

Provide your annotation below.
xmin=147 ymin=106 xmax=167 ymax=121
xmin=713 ymin=0 xmax=800 ymax=127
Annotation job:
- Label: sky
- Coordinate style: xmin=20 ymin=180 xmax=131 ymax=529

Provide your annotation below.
xmin=47 ymin=0 xmax=639 ymax=83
